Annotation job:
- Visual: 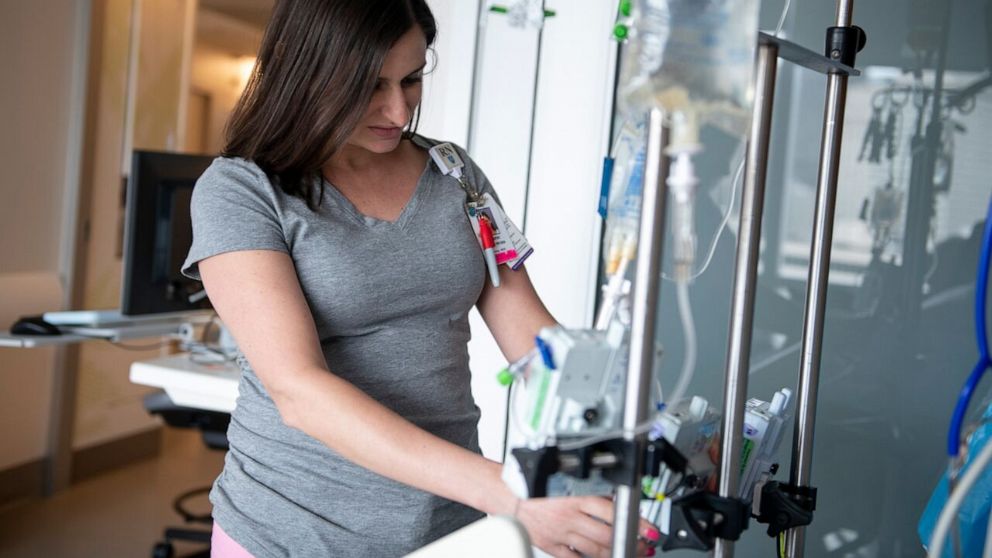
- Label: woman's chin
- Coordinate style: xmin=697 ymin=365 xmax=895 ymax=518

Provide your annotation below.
xmin=360 ymin=135 xmax=403 ymax=153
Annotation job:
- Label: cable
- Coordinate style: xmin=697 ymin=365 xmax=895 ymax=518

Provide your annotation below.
xmin=665 ymin=282 xmax=697 ymax=407
xmin=928 ymin=437 xmax=992 ymax=558
xmin=103 ymin=338 xmax=174 ymax=351
xmin=774 ymin=0 xmax=793 ymax=38
xmin=947 ymin=196 xmax=992 ymax=457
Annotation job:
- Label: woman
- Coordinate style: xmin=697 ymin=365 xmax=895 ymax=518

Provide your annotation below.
xmin=183 ymin=1 xmax=658 ymax=556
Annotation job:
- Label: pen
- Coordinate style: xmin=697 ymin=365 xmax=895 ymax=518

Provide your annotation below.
xmin=479 ymin=214 xmax=501 ymax=288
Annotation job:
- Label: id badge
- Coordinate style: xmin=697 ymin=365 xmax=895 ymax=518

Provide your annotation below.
xmin=467 ymin=194 xmax=533 ymax=270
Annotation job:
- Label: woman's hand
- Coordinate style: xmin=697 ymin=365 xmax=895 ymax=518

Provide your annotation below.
xmin=515 ymin=495 xmax=660 ymax=558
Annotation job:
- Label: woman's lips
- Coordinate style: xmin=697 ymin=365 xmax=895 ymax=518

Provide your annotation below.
xmin=369 ymin=126 xmax=401 ymax=139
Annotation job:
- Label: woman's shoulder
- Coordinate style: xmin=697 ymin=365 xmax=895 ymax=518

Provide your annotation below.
xmin=199 ymin=156 xmax=270 ymax=188
xmin=191 ymin=156 xmax=287 ymax=214
xmin=194 ymin=156 xmax=286 ymax=199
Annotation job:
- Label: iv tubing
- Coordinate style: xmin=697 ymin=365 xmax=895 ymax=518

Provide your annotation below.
xmin=947 ymin=196 xmax=992 ymax=457
xmin=928 ymin=437 xmax=992 ymax=558
xmin=774 ymin=0 xmax=793 ymax=37
xmin=666 ymin=281 xmax=698 ymax=406
xmin=508 ymin=376 xmax=539 ymax=439
xmin=661 ymin=149 xmax=745 ymax=283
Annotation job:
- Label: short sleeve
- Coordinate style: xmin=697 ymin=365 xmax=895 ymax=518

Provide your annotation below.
xmin=181 ymin=158 xmax=290 ymax=281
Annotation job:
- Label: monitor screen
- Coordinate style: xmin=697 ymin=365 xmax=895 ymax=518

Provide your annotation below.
xmin=121 ymin=150 xmax=214 ymax=316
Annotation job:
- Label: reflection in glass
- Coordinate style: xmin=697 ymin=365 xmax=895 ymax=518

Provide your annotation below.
xmin=653 ymin=0 xmax=992 ymax=555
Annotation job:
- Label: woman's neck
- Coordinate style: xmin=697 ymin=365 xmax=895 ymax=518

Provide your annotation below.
xmin=327 ymin=140 xmax=409 ymax=174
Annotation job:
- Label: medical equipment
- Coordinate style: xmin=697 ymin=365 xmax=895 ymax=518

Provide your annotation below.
xmin=498 ymin=330 xmax=794 ymax=550
xmin=921 ymin=401 xmax=992 ymax=558
xmin=603 ymin=0 xmax=762 ymax=430
xmin=925 ymin=435 xmax=992 ymax=558
xmin=499 ymin=1 xmax=866 ymax=555
xmin=503 ymin=325 xmax=628 ymax=445
xmin=918 ymin=195 xmax=992 ymax=557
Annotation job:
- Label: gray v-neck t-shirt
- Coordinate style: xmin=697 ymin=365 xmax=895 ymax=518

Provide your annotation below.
xmin=182 ymin=137 xmax=496 ymax=556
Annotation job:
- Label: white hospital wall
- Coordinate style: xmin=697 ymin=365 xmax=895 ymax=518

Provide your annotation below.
xmin=420 ymin=0 xmax=615 ymax=460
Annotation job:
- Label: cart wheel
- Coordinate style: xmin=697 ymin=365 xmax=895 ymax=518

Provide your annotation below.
xmin=152 ymin=541 xmax=174 ymax=558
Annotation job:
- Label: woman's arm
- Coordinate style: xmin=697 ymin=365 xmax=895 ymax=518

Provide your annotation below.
xmin=199 ymin=250 xmax=514 ymax=515
xmin=200 ymin=250 xmax=653 ymax=558
xmin=475 ymin=264 xmax=557 ymax=362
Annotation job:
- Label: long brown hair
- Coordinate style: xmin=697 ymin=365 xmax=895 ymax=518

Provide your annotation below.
xmin=223 ymin=0 xmax=437 ymax=210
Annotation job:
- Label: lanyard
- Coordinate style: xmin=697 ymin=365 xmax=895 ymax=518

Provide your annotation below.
xmin=428 ymin=143 xmax=534 ymax=280
xmin=428 ymin=143 xmax=482 ymax=204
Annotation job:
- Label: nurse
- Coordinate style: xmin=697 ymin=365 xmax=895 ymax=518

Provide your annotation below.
xmin=182 ymin=0 xmax=658 ymax=556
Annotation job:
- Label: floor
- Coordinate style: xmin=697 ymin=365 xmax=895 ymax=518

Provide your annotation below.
xmin=0 ymin=428 xmax=226 ymax=558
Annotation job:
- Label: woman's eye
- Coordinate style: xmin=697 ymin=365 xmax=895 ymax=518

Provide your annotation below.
xmin=402 ymin=76 xmax=423 ymax=87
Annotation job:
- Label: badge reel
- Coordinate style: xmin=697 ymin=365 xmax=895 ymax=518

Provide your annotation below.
xmin=429 ymin=143 xmax=533 ymax=288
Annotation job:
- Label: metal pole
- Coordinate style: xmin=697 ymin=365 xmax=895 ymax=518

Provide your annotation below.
xmin=713 ymin=41 xmax=780 ymax=558
xmin=785 ymin=1 xmax=854 ymax=555
xmin=44 ymin=345 xmax=78 ymax=494
xmin=612 ymin=108 xmax=670 ymax=558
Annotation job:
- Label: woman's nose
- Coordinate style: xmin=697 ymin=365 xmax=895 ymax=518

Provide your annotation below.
xmin=380 ymin=86 xmax=410 ymax=126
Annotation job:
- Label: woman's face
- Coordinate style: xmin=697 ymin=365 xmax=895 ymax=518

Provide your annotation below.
xmin=344 ymin=27 xmax=427 ymax=155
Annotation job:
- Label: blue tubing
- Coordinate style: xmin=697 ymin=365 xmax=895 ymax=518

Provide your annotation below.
xmin=976 ymin=196 xmax=992 ymax=361
xmin=947 ymin=195 xmax=992 ymax=457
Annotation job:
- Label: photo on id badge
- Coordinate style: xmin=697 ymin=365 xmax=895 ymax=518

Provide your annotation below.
xmin=472 ymin=206 xmax=500 ymax=233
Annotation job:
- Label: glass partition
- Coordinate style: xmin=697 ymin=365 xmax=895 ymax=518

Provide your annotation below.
xmin=651 ymin=0 xmax=992 ymax=555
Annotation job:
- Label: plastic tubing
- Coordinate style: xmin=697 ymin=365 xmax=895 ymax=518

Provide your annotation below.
xmin=947 ymin=196 xmax=992 ymax=457
xmin=977 ymin=197 xmax=992 ymax=360
xmin=928 ymin=437 xmax=992 ymax=557
xmin=666 ymin=281 xmax=697 ymax=407
xmin=984 ymin=507 xmax=992 ymax=558
xmin=662 ymin=153 xmax=745 ymax=283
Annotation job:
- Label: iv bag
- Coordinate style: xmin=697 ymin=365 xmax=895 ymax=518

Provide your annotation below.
xmin=618 ymin=0 xmax=760 ymax=137
xmin=602 ymin=119 xmax=647 ymax=272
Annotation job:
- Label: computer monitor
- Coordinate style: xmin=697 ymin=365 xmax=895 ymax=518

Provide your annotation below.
xmin=121 ymin=150 xmax=214 ymax=316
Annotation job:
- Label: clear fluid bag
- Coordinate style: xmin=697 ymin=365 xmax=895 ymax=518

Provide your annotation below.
xmin=618 ymin=0 xmax=761 ymax=138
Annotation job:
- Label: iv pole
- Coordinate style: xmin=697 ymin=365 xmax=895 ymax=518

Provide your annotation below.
xmin=611 ymin=108 xmax=670 ymax=558
xmin=609 ymin=2 xmax=862 ymax=554
xmin=784 ymin=1 xmax=857 ymax=555
xmin=713 ymin=36 xmax=780 ymax=558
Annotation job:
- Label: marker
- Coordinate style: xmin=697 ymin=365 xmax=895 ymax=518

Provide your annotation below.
xmin=479 ymin=214 xmax=501 ymax=287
